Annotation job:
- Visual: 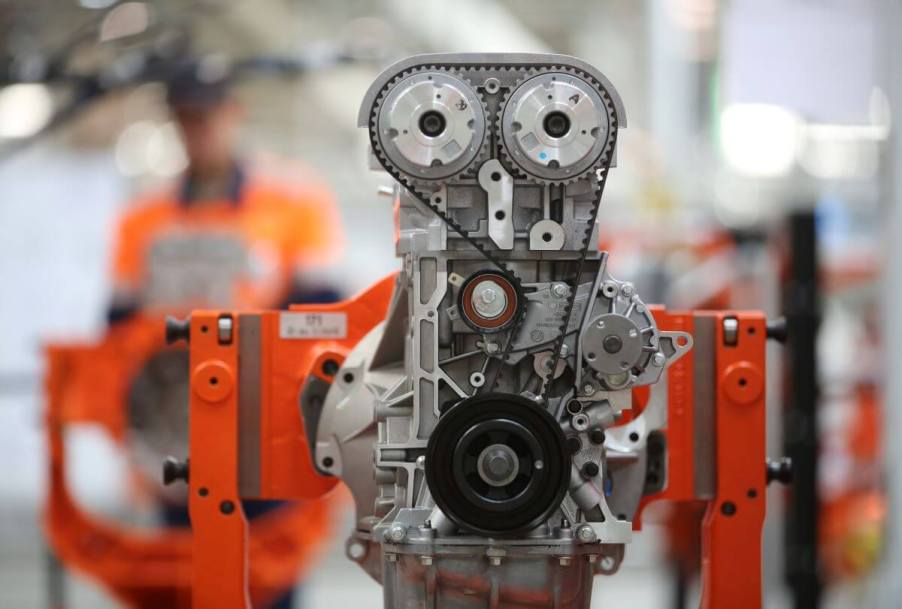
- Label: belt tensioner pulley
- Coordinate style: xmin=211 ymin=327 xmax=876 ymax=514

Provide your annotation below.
xmin=425 ymin=393 xmax=569 ymax=536
xmin=458 ymin=270 xmax=523 ymax=334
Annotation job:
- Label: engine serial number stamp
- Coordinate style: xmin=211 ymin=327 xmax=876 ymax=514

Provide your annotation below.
xmin=279 ymin=312 xmax=347 ymax=339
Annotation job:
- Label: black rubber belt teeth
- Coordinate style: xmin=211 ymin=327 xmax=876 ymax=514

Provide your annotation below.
xmin=367 ymin=62 xmax=619 ymax=405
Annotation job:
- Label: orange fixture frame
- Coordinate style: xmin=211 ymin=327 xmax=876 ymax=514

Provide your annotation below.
xmin=185 ymin=274 xmax=768 ymax=609
xmin=44 ymin=315 xmax=337 ymax=609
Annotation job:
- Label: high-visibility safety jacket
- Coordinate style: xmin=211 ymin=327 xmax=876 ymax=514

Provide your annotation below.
xmin=111 ymin=158 xmax=344 ymax=316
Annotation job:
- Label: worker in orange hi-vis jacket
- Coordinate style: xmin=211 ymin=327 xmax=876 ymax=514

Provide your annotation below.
xmin=110 ymin=64 xmax=344 ymax=322
xmin=106 ymin=57 xmax=345 ymax=609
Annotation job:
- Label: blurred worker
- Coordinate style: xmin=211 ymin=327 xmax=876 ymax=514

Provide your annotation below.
xmin=108 ymin=56 xmax=344 ymax=609
xmin=110 ymin=56 xmax=343 ymax=323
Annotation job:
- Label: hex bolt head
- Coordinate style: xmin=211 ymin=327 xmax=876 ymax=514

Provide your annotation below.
xmin=581 ymin=462 xmax=600 ymax=478
xmin=552 ymin=283 xmax=568 ymax=298
xmin=652 ymin=352 xmax=666 ymax=367
xmin=588 ymin=428 xmax=606 ymax=445
xmin=576 ymin=524 xmax=597 ymax=543
xmin=386 ymin=524 xmax=407 ymax=543
xmin=566 ymin=435 xmax=582 ymax=455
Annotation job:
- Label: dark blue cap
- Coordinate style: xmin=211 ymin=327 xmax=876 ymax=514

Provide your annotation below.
xmin=165 ymin=56 xmax=234 ymax=109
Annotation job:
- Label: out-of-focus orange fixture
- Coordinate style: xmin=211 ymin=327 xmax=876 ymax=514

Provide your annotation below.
xmin=44 ymin=315 xmax=336 ymax=609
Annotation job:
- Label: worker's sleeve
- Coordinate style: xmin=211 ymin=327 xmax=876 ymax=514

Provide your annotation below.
xmin=107 ymin=212 xmax=145 ymax=325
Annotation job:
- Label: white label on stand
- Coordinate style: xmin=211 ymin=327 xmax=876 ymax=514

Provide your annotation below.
xmin=279 ymin=312 xmax=347 ymax=339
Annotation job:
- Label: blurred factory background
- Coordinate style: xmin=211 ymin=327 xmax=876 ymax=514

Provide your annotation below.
xmin=0 ymin=0 xmax=899 ymax=608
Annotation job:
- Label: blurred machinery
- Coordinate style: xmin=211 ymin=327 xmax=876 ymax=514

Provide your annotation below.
xmin=176 ymin=53 xmax=789 ymax=609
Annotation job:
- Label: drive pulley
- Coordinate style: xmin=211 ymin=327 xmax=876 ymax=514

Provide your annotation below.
xmin=425 ymin=393 xmax=569 ymax=536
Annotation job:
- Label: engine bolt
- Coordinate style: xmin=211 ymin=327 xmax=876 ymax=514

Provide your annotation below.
xmin=552 ymin=283 xmax=568 ymax=298
xmin=581 ymin=462 xmax=600 ymax=478
xmin=386 ymin=524 xmax=407 ymax=543
xmin=576 ymin=524 xmax=597 ymax=543
xmin=582 ymin=383 xmax=595 ymax=396
xmin=565 ymin=435 xmax=582 ymax=455
xmin=621 ymin=284 xmax=634 ymax=297
xmin=603 ymin=334 xmax=623 ymax=354
xmin=653 ymin=352 xmax=666 ymax=367
xmin=589 ymin=428 xmax=606 ymax=445
xmin=485 ymin=342 xmax=500 ymax=354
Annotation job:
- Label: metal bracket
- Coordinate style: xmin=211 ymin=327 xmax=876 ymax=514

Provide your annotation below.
xmin=478 ymin=159 xmax=514 ymax=250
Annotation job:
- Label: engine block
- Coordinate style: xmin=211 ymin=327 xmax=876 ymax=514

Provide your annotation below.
xmin=307 ymin=53 xmax=692 ymax=609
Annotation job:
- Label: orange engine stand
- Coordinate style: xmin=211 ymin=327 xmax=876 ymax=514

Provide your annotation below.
xmin=44 ymin=315 xmax=337 ymax=609
xmin=185 ymin=273 xmax=769 ymax=609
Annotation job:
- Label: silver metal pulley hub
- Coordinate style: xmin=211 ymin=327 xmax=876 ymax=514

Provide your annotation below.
xmin=377 ymin=71 xmax=485 ymax=181
xmin=502 ymin=72 xmax=609 ymax=183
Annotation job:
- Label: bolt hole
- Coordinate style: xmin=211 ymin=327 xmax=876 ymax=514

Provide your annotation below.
xmin=434 ymin=196 xmax=442 ymax=203
xmin=494 ymin=210 xmax=505 ymax=220
xmin=200 ymin=325 xmax=208 ymax=333
xmin=343 ymin=372 xmax=355 ymax=384
xmin=721 ymin=501 xmax=737 ymax=516
xmin=321 ymin=359 xmax=339 ymax=377
xmin=586 ymin=352 xmax=596 ymax=361
xmin=490 ymin=171 xmax=501 ymax=182
xmin=629 ymin=432 xmax=640 ymax=443
xmin=617 ymin=513 xmax=627 ymax=521
xmin=738 ymin=377 xmax=747 ymax=387
xmin=199 ymin=487 xmax=209 ymax=497
xmin=748 ymin=327 xmax=756 ymax=335
xmin=209 ymin=376 xmax=218 ymax=386
xmin=747 ymin=488 xmax=758 ymax=499
xmin=677 ymin=336 xmax=689 ymax=347
xmin=542 ymin=232 xmax=553 ymax=242
xmin=219 ymin=500 xmax=235 ymax=515
xmin=566 ymin=400 xmax=583 ymax=415
xmin=322 ymin=457 xmax=334 ymax=468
